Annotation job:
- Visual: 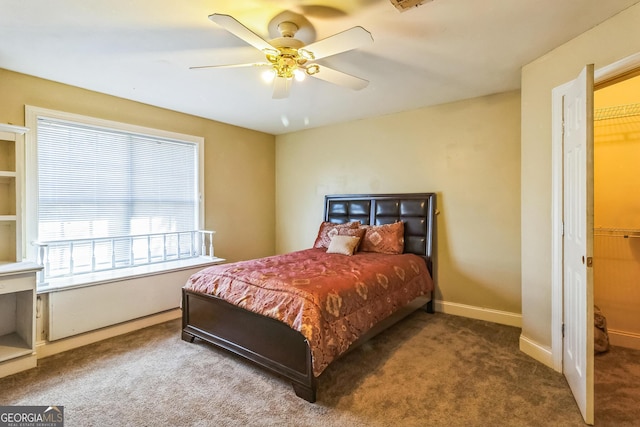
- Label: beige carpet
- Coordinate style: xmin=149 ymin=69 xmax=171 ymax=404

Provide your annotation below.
xmin=594 ymin=344 xmax=640 ymax=426
xmin=0 ymin=312 xmax=638 ymax=426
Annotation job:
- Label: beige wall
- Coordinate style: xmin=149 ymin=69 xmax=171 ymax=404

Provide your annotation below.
xmin=0 ymin=68 xmax=276 ymax=263
xmin=521 ymin=3 xmax=640 ymax=348
xmin=276 ymin=91 xmax=522 ymax=313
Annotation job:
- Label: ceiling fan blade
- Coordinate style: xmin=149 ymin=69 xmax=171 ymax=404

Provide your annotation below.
xmin=303 ymin=27 xmax=373 ymax=60
xmin=272 ymin=77 xmax=292 ymax=99
xmin=309 ymin=65 xmax=369 ymax=90
xmin=190 ymin=62 xmax=269 ymax=70
xmin=209 ymin=14 xmax=275 ymax=54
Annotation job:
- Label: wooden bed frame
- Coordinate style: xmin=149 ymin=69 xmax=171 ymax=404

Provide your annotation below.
xmin=181 ymin=193 xmax=437 ymax=402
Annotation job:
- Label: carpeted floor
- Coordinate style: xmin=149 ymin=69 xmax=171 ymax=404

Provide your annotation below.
xmin=0 ymin=312 xmax=638 ymax=426
xmin=594 ymin=344 xmax=640 ymax=426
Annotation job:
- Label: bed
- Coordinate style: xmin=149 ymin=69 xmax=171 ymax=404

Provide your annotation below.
xmin=181 ymin=193 xmax=437 ymax=402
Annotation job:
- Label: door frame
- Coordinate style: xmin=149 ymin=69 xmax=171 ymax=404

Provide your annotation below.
xmin=551 ymin=51 xmax=640 ymax=371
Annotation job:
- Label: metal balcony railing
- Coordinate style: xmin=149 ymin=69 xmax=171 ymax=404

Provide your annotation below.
xmin=32 ymin=230 xmax=215 ymax=285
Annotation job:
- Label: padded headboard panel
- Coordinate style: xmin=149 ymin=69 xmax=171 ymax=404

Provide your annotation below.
xmin=324 ymin=193 xmax=436 ymax=274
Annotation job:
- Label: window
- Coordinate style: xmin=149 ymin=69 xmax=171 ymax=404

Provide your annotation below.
xmin=25 ymin=106 xmax=206 ymax=285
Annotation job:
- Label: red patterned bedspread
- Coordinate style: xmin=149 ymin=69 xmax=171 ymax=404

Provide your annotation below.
xmin=184 ymin=248 xmax=434 ymax=377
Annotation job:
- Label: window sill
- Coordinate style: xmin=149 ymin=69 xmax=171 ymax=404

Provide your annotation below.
xmin=36 ymin=256 xmax=225 ymax=294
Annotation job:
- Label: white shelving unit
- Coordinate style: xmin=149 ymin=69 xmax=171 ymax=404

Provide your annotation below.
xmin=0 ymin=123 xmax=41 ymax=378
xmin=0 ymin=123 xmax=27 ymax=263
xmin=0 ymin=262 xmax=40 ymax=376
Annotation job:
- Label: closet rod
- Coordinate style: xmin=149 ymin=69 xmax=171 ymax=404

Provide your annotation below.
xmin=594 ymin=102 xmax=640 ymax=121
xmin=594 ymin=228 xmax=640 ymax=238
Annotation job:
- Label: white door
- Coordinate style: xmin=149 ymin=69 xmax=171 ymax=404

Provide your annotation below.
xmin=563 ymin=64 xmax=594 ymax=425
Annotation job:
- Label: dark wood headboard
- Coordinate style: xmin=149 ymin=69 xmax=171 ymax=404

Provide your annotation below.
xmin=324 ymin=193 xmax=437 ymax=275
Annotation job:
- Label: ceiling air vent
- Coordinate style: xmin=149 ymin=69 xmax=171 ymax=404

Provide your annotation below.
xmin=390 ymin=0 xmax=433 ymax=12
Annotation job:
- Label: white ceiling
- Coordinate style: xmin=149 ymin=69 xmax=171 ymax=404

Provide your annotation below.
xmin=1 ymin=0 xmax=639 ymax=135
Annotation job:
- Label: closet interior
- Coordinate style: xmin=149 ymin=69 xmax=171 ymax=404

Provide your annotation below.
xmin=594 ymin=74 xmax=640 ymax=351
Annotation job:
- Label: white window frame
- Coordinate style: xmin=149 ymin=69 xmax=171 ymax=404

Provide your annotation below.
xmin=24 ymin=105 xmax=206 ymax=286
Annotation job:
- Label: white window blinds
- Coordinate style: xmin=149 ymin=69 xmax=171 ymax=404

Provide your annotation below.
xmin=37 ymin=117 xmax=198 ymax=242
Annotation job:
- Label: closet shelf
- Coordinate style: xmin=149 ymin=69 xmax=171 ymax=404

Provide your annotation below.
xmin=594 ymin=228 xmax=640 ymax=238
xmin=594 ymin=102 xmax=640 ymax=121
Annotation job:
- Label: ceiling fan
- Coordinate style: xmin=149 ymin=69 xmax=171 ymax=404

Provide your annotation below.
xmin=191 ymin=13 xmax=373 ymax=99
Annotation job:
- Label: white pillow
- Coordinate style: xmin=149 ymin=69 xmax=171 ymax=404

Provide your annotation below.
xmin=326 ymin=235 xmax=361 ymax=256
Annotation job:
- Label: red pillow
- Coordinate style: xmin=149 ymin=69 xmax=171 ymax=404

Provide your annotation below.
xmin=359 ymin=222 xmax=404 ymax=254
xmin=313 ymin=221 xmax=361 ymax=249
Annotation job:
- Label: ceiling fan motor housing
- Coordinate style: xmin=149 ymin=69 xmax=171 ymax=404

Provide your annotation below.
xmin=277 ymin=21 xmax=298 ymax=38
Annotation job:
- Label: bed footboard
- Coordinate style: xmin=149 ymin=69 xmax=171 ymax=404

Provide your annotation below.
xmin=181 ymin=288 xmax=317 ymax=402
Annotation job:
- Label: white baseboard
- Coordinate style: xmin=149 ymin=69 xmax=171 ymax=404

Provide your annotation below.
xmin=517 ymin=329 xmax=640 ymax=371
xmin=432 ymin=301 xmax=557 ymax=371
xmin=608 ymin=329 xmax=640 ymax=350
xmin=36 ymin=308 xmax=181 ymax=359
xmin=519 ymin=334 xmax=555 ymax=370
xmin=434 ymin=300 xmax=522 ymax=328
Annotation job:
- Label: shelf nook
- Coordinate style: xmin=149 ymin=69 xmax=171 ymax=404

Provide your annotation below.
xmin=0 ymin=123 xmax=41 ymax=378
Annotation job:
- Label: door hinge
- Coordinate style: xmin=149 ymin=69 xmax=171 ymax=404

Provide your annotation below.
xmin=561 ymin=221 xmax=564 ymax=236
xmin=562 ymin=323 xmax=565 ymax=338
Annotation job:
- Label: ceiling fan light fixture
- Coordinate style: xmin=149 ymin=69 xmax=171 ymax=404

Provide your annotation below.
xmin=293 ymin=69 xmax=306 ymax=82
xmin=265 ymin=47 xmax=302 ymax=79
xmin=261 ymin=69 xmax=276 ymax=83
xmin=263 ymin=48 xmax=280 ymax=57
xmin=305 ymin=64 xmax=320 ymax=76
xmin=298 ymin=48 xmax=315 ymax=61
